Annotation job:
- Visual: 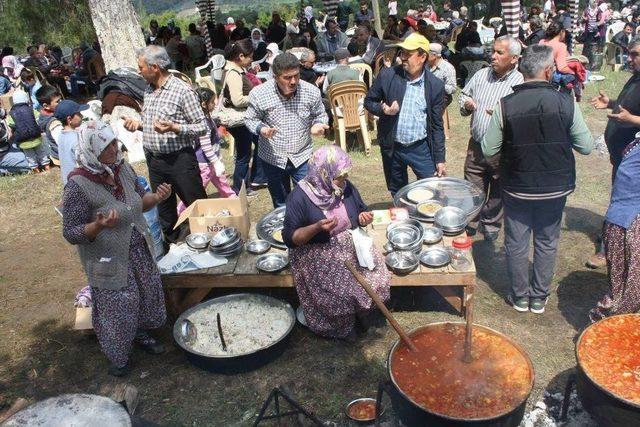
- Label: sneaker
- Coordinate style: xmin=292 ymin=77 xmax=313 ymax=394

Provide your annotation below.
xmin=134 ymin=331 xmax=165 ymax=355
xmin=530 ymin=297 xmax=549 ymax=314
xmin=586 ymin=252 xmax=606 ymax=269
xmin=509 ymin=296 xmax=529 ymax=312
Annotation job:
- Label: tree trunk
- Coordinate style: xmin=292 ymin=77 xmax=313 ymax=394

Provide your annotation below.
xmin=87 ymin=0 xmax=145 ymax=72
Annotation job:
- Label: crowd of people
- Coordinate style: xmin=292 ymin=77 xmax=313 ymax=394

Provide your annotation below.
xmin=1 ymin=0 xmax=639 ymax=376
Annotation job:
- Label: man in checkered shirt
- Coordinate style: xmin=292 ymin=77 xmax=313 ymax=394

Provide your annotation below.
xmin=245 ymin=53 xmax=329 ymax=207
xmin=123 ymin=45 xmax=208 ymax=243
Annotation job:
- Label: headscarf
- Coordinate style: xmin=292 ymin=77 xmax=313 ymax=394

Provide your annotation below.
xmin=299 ymin=146 xmax=352 ymax=210
xmin=251 ymin=28 xmax=264 ymax=49
xmin=305 ymin=6 xmax=314 ymax=23
xmin=74 ymin=120 xmax=123 ymax=178
xmin=265 ymin=43 xmax=280 ymax=65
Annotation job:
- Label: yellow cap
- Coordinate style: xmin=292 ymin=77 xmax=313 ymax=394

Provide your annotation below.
xmin=396 ymin=33 xmax=430 ymax=52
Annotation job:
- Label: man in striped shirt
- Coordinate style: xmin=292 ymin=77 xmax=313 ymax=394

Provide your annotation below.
xmin=459 ymin=35 xmax=523 ymax=241
xmin=481 ymin=45 xmax=593 ymax=314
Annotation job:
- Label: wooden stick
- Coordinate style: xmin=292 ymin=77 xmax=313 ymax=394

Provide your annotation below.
xmin=216 ymin=313 xmax=227 ymax=352
xmin=345 ymin=261 xmax=418 ymax=352
xmin=463 ymin=288 xmax=474 ymax=363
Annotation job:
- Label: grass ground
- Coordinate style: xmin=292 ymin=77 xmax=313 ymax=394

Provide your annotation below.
xmin=0 ymin=67 xmax=628 ymax=425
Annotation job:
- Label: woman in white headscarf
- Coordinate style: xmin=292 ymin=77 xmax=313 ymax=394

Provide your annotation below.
xmin=62 ymin=120 xmax=172 ymax=377
xmin=251 ymin=28 xmax=268 ymax=69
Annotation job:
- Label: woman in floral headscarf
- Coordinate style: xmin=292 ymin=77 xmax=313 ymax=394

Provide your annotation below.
xmin=282 ymin=146 xmax=391 ymax=340
xmin=62 ymin=120 xmax=172 ymax=376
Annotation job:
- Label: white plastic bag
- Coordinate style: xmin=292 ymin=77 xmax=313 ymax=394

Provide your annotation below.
xmin=350 ymin=227 xmax=375 ymax=271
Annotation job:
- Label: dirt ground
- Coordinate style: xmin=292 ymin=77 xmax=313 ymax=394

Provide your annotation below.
xmin=0 ymin=68 xmax=626 ymax=426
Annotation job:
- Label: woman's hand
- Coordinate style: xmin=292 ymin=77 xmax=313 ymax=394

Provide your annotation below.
xmin=316 ymin=217 xmax=338 ymax=232
xmin=96 ymin=209 xmax=119 ymax=229
xmin=358 ymin=211 xmax=373 ymax=226
xmin=154 ymin=183 xmax=172 ymax=203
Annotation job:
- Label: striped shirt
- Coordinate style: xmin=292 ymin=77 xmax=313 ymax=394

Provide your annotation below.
xmin=396 ymin=74 xmax=428 ymax=145
xmin=459 ymin=67 xmax=523 ymax=142
xmin=245 ymin=80 xmax=328 ymax=169
xmin=141 ymin=75 xmax=208 ymax=155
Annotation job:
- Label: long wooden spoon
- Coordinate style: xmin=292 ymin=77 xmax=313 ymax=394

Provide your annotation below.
xmin=345 ymin=261 xmax=418 ymax=352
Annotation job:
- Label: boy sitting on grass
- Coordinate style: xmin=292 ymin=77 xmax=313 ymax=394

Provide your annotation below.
xmin=8 ymin=91 xmax=50 ymax=173
xmin=35 ymin=85 xmax=63 ymax=165
xmin=53 ymin=99 xmax=88 ymax=184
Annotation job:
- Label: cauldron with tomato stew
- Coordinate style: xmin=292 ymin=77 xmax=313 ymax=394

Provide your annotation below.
xmin=575 ymin=314 xmax=640 ymax=426
xmin=386 ymin=322 xmax=534 ymax=427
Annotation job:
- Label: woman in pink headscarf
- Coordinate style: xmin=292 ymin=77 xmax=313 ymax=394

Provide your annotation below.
xmin=282 ymin=146 xmax=391 ymax=340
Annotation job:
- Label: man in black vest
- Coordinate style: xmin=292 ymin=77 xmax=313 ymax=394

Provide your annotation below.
xmin=481 ymin=45 xmax=594 ymax=314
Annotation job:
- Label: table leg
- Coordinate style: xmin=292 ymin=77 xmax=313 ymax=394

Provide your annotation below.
xmin=179 ymin=288 xmax=212 ymax=314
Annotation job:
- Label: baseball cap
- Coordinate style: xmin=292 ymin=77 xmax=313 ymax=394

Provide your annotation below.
xmin=334 ymin=48 xmax=350 ymax=61
xmin=429 ymin=43 xmax=443 ymax=55
xmin=396 ymin=33 xmax=430 ymax=52
xmin=54 ymin=99 xmax=89 ymax=121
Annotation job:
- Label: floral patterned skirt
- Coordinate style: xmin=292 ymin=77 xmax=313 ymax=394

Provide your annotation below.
xmin=589 ymin=216 xmax=640 ymax=323
xmin=91 ymin=231 xmax=167 ymax=367
xmin=290 ymin=231 xmax=391 ymax=339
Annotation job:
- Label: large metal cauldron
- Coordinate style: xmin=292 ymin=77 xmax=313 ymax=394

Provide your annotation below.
xmin=575 ymin=314 xmax=640 ymax=426
xmin=386 ymin=322 xmax=534 ymax=427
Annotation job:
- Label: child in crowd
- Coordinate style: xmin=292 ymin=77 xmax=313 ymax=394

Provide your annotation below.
xmin=54 ymin=99 xmax=88 ymax=184
xmin=35 ymin=85 xmax=63 ymax=164
xmin=9 ymin=91 xmax=50 ymax=173
xmin=19 ymin=69 xmax=42 ymax=110
xmin=177 ymin=87 xmax=236 ymax=214
xmin=0 ymin=68 xmax=12 ymax=95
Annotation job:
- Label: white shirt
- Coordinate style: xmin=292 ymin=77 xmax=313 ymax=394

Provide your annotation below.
xmin=388 ymin=1 xmax=397 ymax=15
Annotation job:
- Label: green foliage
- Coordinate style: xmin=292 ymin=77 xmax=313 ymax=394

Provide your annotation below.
xmin=1 ymin=0 xmax=96 ymax=51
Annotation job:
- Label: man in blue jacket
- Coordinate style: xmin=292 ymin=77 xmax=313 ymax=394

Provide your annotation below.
xmin=364 ymin=33 xmax=446 ymax=196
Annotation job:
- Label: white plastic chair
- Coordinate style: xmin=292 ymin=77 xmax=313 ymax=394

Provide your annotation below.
xmin=195 ymin=54 xmax=226 ymax=83
xmin=606 ymin=22 xmax=626 ymax=42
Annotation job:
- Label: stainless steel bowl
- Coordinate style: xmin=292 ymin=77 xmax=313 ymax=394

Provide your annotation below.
xmin=256 ymin=253 xmax=289 ymax=273
xmin=211 ymin=239 xmax=244 ymax=256
xmin=186 ymin=232 xmax=211 ymax=250
xmin=419 ymin=247 xmax=451 ymax=268
xmin=386 ymin=219 xmax=425 ymax=238
xmin=385 ymin=251 xmax=419 ymax=275
xmin=434 ymin=206 xmax=467 ymax=230
xmin=246 ymin=239 xmax=271 ymax=255
xmin=210 ymin=227 xmax=240 ymax=248
xmin=388 ymin=225 xmax=422 ymax=250
xmin=422 ymin=226 xmax=443 ymax=244
xmin=346 ymin=397 xmax=384 ymax=422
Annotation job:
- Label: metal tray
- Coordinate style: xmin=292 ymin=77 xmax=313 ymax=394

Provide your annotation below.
xmin=256 ymin=253 xmax=289 ymax=273
xmin=393 ymin=177 xmax=485 ymax=222
xmin=256 ymin=206 xmax=287 ymax=249
xmin=419 ymin=247 xmax=452 ymax=268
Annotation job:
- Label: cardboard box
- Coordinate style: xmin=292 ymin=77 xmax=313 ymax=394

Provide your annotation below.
xmin=0 ymin=90 xmax=14 ymax=112
xmin=174 ymin=183 xmax=250 ymax=239
xmin=74 ymin=307 xmax=93 ymax=330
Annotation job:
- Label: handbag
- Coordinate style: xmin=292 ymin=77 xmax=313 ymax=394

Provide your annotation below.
xmin=211 ymin=69 xmax=246 ymax=128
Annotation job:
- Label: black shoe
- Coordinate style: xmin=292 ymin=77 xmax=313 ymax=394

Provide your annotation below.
xmin=484 ymin=231 xmax=499 ymax=242
xmin=465 ymin=226 xmax=477 ymax=237
xmin=250 ymin=182 xmax=268 ymax=190
xmin=135 ymin=331 xmax=165 ymax=355
xmin=108 ymin=363 xmax=130 ymax=377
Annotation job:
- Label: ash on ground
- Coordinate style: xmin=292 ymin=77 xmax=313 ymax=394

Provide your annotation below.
xmin=521 ymin=390 xmax=597 ymax=427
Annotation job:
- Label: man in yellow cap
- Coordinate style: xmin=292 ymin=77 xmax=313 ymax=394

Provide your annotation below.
xmin=364 ymin=32 xmax=446 ymax=196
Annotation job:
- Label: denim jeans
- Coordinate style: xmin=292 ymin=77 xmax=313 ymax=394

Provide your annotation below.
xmin=230 ymin=126 xmax=266 ymax=194
xmin=385 ymin=139 xmax=436 ymax=195
xmin=0 ymin=144 xmax=32 ymax=174
xmin=70 ymin=72 xmax=90 ymax=97
xmin=262 ymin=160 xmax=309 ymax=208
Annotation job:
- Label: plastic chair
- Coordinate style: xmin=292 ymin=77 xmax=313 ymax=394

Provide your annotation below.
xmin=606 ymin=22 xmax=626 ymax=43
xmin=373 ymin=47 xmax=398 ymax=77
xmin=169 ymin=69 xmax=193 ymax=86
xmin=348 ymin=63 xmax=373 ymax=88
xmin=195 ymin=54 xmax=226 ymax=82
xmin=604 ymin=42 xmax=624 ymax=71
xmin=195 ymin=75 xmax=218 ymax=95
xmin=327 ymin=81 xmax=372 ymax=155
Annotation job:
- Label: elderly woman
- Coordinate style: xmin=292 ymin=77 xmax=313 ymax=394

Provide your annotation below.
xmin=62 ymin=121 xmax=171 ymax=376
xmin=283 ymin=146 xmax=391 ymax=340
xmin=589 ymin=137 xmax=640 ymax=322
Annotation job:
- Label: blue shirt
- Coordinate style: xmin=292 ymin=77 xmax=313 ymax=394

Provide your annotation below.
xmin=395 ymin=74 xmax=427 ymax=144
xmin=605 ymin=140 xmax=640 ymax=229
xmin=59 ymin=130 xmax=79 ymax=185
xmin=0 ymin=76 xmax=11 ymax=95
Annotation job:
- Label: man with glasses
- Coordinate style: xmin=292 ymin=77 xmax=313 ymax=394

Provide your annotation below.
xmin=586 ymin=40 xmax=640 ymax=269
xmin=459 ymin=36 xmax=523 ymax=242
xmin=364 ymin=33 xmax=447 ymax=196
xmin=245 ymin=53 xmax=329 ymax=207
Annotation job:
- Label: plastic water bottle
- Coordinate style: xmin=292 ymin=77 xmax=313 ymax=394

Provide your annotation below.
xmin=137 ymin=176 xmax=165 ymax=260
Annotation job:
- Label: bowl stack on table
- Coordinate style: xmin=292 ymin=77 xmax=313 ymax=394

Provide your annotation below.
xmin=209 ymin=227 xmax=243 ymax=257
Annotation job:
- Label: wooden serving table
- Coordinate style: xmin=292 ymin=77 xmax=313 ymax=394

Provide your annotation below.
xmin=162 ymin=224 xmax=476 ymax=317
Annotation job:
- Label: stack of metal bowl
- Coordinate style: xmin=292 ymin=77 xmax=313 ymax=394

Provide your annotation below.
xmin=386 ymin=219 xmax=424 ymax=254
xmin=209 ymin=227 xmax=243 ymax=257
xmin=185 ymin=232 xmax=211 ymax=252
xmin=434 ymin=206 xmax=467 ymax=235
